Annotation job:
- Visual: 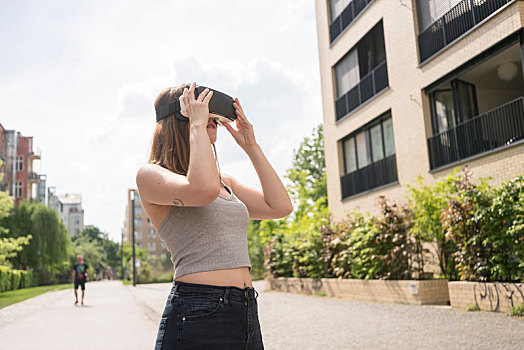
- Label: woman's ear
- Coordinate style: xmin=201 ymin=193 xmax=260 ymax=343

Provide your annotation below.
xmin=179 ymin=95 xmax=188 ymax=117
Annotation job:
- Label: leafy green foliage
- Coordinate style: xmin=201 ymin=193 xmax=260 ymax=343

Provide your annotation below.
xmin=256 ymin=124 xmax=328 ymax=279
xmin=71 ymin=226 xmax=121 ymax=276
xmin=0 ymin=236 xmax=31 ymax=267
xmin=407 ymin=173 xmax=459 ymax=279
xmin=507 ymin=304 xmax=524 ymax=317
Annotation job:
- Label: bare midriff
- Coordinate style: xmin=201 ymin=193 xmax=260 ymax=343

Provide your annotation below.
xmin=174 ymin=266 xmax=253 ymax=289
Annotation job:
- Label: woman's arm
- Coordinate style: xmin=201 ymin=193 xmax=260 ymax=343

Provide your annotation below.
xmin=221 ymin=98 xmax=293 ymax=219
xmin=225 ymin=145 xmax=293 ymax=220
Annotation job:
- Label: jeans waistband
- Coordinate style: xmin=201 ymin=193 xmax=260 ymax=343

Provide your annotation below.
xmin=173 ymin=280 xmax=259 ymax=303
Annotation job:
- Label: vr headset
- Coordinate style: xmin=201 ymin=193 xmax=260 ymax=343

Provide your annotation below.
xmin=155 ymin=85 xmax=237 ymax=126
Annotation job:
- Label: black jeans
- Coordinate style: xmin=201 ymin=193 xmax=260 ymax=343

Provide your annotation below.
xmin=154 ymin=280 xmax=264 ymax=349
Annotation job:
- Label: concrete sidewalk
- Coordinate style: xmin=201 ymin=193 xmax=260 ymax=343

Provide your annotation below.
xmin=0 ymin=280 xmax=157 ymax=350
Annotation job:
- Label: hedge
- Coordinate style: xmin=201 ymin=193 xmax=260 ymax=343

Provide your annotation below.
xmin=0 ymin=266 xmax=38 ymax=293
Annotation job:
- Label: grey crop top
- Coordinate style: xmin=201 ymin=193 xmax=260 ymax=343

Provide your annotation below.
xmin=156 ymin=181 xmax=252 ymax=279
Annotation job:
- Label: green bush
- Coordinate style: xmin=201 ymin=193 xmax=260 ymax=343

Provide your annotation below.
xmin=507 ymin=304 xmax=524 ymax=317
xmin=151 ymin=272 xmax=174 ymax=283
xmin=0 ymin=266 xmax=37 ymax=292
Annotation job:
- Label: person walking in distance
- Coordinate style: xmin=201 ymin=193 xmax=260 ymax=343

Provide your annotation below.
xmin=136 ymin=82 xmax=293 ymax=349
xmin=72 ymin=254 xmax=89 ymax=305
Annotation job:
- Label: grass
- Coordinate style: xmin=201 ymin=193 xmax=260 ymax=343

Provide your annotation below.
xmin=465 ymin=303 xmax=480 ymax=312
xmin=0 ymin=283 xmax=73 ymax=310
xmin=507 ymin=304 xmax=524 ymax=317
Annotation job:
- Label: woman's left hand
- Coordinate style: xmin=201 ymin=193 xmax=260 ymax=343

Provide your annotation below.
xmin=222 ymin=98 xmax=258 ymax=150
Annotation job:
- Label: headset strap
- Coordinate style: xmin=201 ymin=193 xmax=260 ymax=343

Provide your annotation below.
xmin=156 ymin=99 xmax=187 ymax=122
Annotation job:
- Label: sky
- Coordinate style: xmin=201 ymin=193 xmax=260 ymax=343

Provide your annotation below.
xmin=0 ymin=0 xmax=323 ymax=242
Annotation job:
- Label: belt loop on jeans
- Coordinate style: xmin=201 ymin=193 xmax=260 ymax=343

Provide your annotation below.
xmin=223 ymin=287 xmax=230 ymax=307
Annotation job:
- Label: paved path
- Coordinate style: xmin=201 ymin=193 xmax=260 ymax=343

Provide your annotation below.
xmin=123 ymin=280 xmax=524 ymax=349
xmin=1 ymin=279 xmax=523 ymax=349
xmin=0 ymin=280 xmax=156 ymax=349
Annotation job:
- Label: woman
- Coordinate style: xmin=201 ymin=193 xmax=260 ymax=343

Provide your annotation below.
xmin=136 ymin=82 xmax=293 ymax=349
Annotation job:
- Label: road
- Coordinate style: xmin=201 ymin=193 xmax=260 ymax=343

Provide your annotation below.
xmin=0 ymin=279 xmax=523 ymax=349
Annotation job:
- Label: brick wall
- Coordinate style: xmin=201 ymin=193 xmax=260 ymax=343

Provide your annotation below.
xmin=449 ymin=281 xmax=524 ymax=312
xmin=266 ymin=277 xmax=449 ymax=305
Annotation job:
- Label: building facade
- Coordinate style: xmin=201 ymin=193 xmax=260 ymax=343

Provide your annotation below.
xmin=315 ymin=0 xmax=524 ymax=220
xmin=123 ymin=189 xmax=169 ymax=265
xmin=49 ymin=192 xmax=85 ymax=236
xmin=0 ymin=123 xmax=45 ymax=205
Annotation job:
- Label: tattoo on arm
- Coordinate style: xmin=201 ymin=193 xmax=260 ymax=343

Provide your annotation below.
xmin=172 ymin=198 xmax=185 ymax=206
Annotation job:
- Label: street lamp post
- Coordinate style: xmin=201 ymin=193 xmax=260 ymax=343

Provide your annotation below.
xmin=120 ymin=229 xmax=124 ymax=280
xmin=131 ymin=190 xmax=136 ymax=287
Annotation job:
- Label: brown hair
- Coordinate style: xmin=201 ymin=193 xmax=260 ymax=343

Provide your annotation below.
xmin=148 ymin=84 xmax=223 ymax=184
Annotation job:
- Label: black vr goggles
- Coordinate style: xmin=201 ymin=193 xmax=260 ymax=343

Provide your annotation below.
xmin=155 ymin=85 xmax=237 ymax=126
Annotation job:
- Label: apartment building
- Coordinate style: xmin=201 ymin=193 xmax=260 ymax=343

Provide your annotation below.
xmin=123 ymin=189 xmax=169 ymax=264
xmin=0 ymin=123 xmax=45 ymax=205
xmin=48 ymin=190 xmax=85 ymax=236
xmin=315 ymin=0 xmax=524 ymax=220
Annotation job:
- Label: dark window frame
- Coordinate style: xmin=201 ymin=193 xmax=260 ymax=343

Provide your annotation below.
xmin=333 ymin=20 xmax=389 ymax=121
xmin=341 ymin=110 xmax=394 ymax=175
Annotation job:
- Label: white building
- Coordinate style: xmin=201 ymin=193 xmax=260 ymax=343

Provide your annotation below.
xmin=48 ymin=191 xmax=85 ymax=236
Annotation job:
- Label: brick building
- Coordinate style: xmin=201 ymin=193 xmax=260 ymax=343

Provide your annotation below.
xmin=0 ymin=123 xmax=45 ymax=205
xmin=123 ymin=189 xmax=169 ymax=266
xmin=315 ymin=0 xmax=524 ymax=219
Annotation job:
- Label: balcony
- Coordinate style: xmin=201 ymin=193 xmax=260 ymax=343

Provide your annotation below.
xmin=341 ymin=154 xmax=398 ymax=198
xmin=426 ymin=39 xmax=523 ymax=170
xmin=28 ymin=172 xmax=41 ymax=183
xmin=329 ymin=0 xmax=375 ymax=43
xmin=428 ymin=97 xmax=524 ymax=169
xmin=28 ymin=151 xmax=41 ymax=160
xmin=418 ymin=0 xmax=512 ymax=63
xmin=335 ymin=60 xmax=388 ymax=121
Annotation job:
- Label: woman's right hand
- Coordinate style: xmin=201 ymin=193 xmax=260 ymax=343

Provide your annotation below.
xmin=181 ymin=82 xmax=213 ymax=126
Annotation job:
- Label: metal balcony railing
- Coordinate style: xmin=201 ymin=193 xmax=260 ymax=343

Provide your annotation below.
xmin=340 ymin=154 xmax=398 ymax=198
xmin=329 ymin=0 xmax=375 ymax=43
xmin=418 ymin=0 xmax=512 ymax=62
xmin=335 ymin=60 xmax=388 ymax=121
xmin=28 ymin=172 xmax=40 ymax=181
xmin=427 ymin=96 xmax=524 ymax=169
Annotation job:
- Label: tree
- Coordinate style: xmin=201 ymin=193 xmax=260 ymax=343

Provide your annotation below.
xmin=284 ymin=123 xmax=327 ymax=220
xmin=71 ymin=226 xmax=121 ymax=279
xmin=2 ymin=201 xmax=71 ymax=283
xmin=259 ymin=123 xmax=330 ymax=277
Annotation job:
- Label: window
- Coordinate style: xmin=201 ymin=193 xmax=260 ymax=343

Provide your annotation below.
xmin=343 ymin=113 xmax=396 ymax=174
xmin=134 ymin=218 xmax=142 ymax=227
xmin=334 ymin=20 xmax=388 ymax=120
xmin=136 ymin=242 xmax=142 ymax=248
xmin=430 ymin=79 xmax=478 ymax=135
xmin=147 ymin=218 xmax=152 ymax=226
xmin=74 ymin=216 xmax=80 ymax=225
xmin=148 ymin=229 xmax=156 ymax=238
xmin=134 ymin=205 xmax=141 ymax=215
xmin=329 ymin=0 xmax=377 ymax=43
xmin=134 ymin=192 xmax=141 ymax=203
xmin=161 ymin=241 xmax=167 ymax=250
xmin=16 ymin=156 xmax=23 ymax=172
xmin=148 ymin=242 xmax=156 ymax=251
xmin=75 ymin=229 xmax=79 ymax=235
xmin=355 ymin=131 xmax=371 ymax=168
xmin=335 ymin=48 xmax=360 ymax=98
xmin=330 ymin=0 xmax=351 ymax=20
xmin=341 ymin=111 xmax=398 ymax=197
xmin=343 ymin=138 xmax=357 ymax=173
xmin=134 ymin=230 xmax=142 ymax=240
xmin=15 ymin=181 xmax=23 ymax=198
xmin=416 ymin=0 xmax=463 ymax=31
